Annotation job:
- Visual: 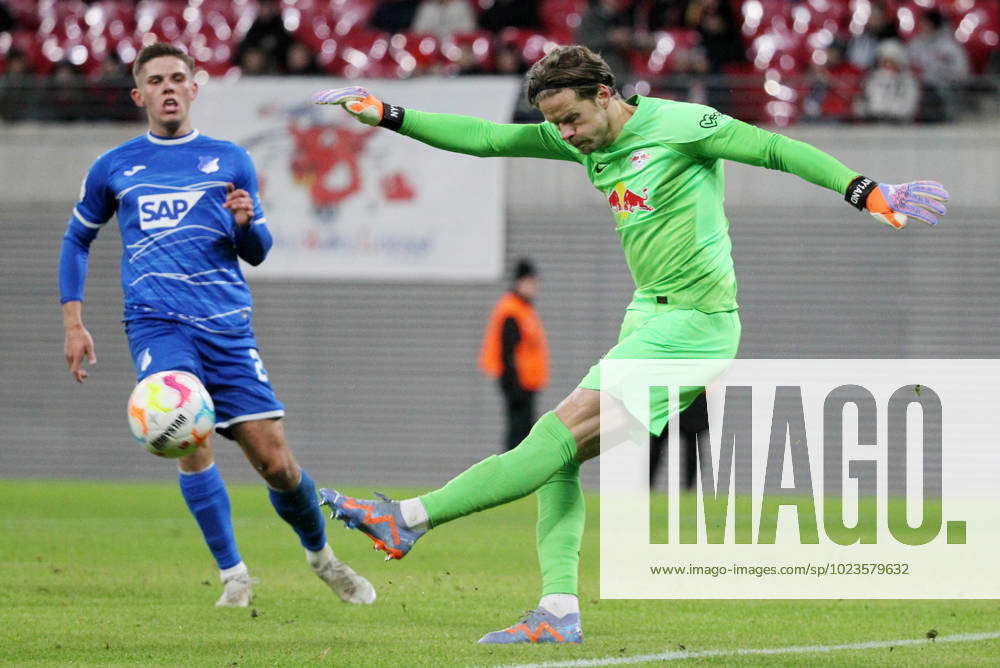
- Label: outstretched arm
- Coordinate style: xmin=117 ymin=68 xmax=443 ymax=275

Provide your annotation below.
xmin=670 ymin=120 xmax=949 ymax=228
xmin=313 ymin=86 xmax=581 ymax=162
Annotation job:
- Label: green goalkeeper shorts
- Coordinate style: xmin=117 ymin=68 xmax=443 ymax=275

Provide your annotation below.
xmin=578 ymin=297 xmax=741 ymax=436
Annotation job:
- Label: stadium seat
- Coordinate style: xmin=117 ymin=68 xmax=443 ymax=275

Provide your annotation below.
xmin=329 ymin=29 xmax=394 ymax=78
xmin=630 ymin=29 xmax=702 ymax=79
xmin=497 ymin=28 xmax=556 ymax=66
xmin=955 ymin=6 xmax=1000 ymax=73
xmin=749 ymin=21 xmax=806 ymax=73
xmin=4 ymin=0 xmax=41 ymax=31
xmin=389 ymin=32 xmax=443 ymax=73
xmin=440 ymin=30 xmax=495 ymax=73
xmin=294 ymin=12 xmax=335 ymax=52
xmin=722 ymin=61 xmax=768 ymax=122
xmin=539 ymin=0 xmax=585 ymax=45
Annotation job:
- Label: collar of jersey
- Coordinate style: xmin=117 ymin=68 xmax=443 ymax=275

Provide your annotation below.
xmin=591 ymin=95 xmax=648 ymax=160
xmin=145 ymin=129 xmax=200 ymax=145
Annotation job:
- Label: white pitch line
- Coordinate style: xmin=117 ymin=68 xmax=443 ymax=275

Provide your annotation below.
xmin=484 ymin=631 xmax=1000 ymax=668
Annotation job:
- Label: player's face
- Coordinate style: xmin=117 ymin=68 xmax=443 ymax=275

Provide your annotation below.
xmin=537 ymin=86 xmax=614 ymax=154
xmin=131 ymin=56 xmax=198 ymax=136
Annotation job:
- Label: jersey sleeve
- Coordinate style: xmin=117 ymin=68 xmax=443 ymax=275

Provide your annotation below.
xmin=400 ymin=109 xmax=583 ymax=163
xmin=647 ymin=100 xmax=735 ymax=143
xmin=72 ymin=152 xmax=117 ymax=230
xmin=231 ymin=146 xmax=272 ymax=266
xmin=667 ymin=119 xmax=859 ymax=195
xmin=234 ymin=146 xmax=267 ymax=223
xmin=59 ymin=154 xmax=116 ymax=304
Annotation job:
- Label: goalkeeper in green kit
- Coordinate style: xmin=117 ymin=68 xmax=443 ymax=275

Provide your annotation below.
xmin=312 ymin=46 xmax=949 ymax=644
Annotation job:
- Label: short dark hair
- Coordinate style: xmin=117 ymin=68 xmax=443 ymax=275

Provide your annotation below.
xmin=525 ymin=45 xmax=616 ymax=107
xmin=514 ymin=257 xmax=537 ymax=280
xmin=132 ymin=42 xmax=196 ymax=82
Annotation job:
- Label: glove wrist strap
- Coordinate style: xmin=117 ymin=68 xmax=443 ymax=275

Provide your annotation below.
xmin=845 ymin=175 xmax=878 ymax=211
xmin=378 ymin=103 xmax=405 ymax=132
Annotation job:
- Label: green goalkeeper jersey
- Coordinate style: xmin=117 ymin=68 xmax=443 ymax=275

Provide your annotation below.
xmin=400 ymin=95 xmax=860 ymax=312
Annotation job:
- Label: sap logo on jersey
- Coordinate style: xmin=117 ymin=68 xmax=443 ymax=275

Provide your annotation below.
xmin=137 ymin=191 xmax=205 ymax=230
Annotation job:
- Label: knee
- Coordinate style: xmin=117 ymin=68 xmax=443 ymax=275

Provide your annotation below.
xmin=254 ymin=455 xmax=300 ymax=490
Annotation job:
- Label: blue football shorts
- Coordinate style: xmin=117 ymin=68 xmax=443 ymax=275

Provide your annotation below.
xmin=125 ymin=318 xmax=285 ymax=440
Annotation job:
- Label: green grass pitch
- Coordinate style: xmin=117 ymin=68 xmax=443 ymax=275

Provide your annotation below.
xmin=2 ymin=479 xmax=998 ymax=666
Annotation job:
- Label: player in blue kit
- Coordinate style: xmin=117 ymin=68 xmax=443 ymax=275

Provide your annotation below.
xmin=58 ymin=43 xmax=375 ymax=607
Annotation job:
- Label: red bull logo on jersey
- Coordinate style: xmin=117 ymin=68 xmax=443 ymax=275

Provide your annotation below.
xmin=137 ymin=191 xmax=206 ymax=230
xmin=607 ymin=181 xmax=654 ymax=218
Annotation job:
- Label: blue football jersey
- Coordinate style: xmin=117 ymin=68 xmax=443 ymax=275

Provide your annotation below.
xmin=67 ymin=130 xmax=271 ymax=333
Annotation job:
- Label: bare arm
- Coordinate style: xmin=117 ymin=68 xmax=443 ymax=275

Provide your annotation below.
xmin=62 ymin=300 xmax=96 ymax=383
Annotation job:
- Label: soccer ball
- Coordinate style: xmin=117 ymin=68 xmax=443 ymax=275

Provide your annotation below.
xmin=127 ymin=370 xmax=215 ymax=458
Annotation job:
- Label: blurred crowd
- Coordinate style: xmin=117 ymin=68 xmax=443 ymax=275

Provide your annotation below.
xmin=1 ymin=0 xmax=998 ymax=124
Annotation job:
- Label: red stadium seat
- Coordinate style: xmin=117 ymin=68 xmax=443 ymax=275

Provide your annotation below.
xmin=4 ymin=0 xmax=41 ymax=31
xmin=955 ymin=6 xmax=1000 ymax=73
xmin=722 ymin=60 xmax=768 ymax=122
xmin=497 ymin=28 xmax=556 ymax=66
xmin=388 ymin=32 xmax=443 ymax=73
xmin=630 ymin=29 xmax=702 ymax=79
xmin=539 ymin=0 xmax=586 ymax=45
xmin=440 ymin=30 xmax=495 ymax=73
xmin=749 ymin=16 xmax=807 ymax=73
xmin=330 ymin=29 xmax=394 ymax=78
xmin=329 ymin=0 xmax=378 ymax=36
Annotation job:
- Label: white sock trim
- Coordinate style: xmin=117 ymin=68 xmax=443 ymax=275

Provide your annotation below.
xmin=400 ymin=498 xmax=430 ymax=531
xmin=539 ymin=593 xmax=579 ymax=618
xmin=178 ymin=462 xmax=216 ymax=475
xmin=219 ymin=561 xmax=248 ymax=581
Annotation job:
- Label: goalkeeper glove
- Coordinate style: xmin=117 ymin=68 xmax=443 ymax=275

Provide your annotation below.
xmin=845 ymin=176 xmax=950 ymax=229
xmin=312 ymin=86 xmax=405 ymax=131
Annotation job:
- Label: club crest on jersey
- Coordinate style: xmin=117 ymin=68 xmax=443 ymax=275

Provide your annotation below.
xmin=607 ymin=181 xmax=654 ymax=218
xmin=198 ymin=156 xmax=220 ymax=173
xmin=629 ymin=150 xmax=651 ymax=170
xmin=137 ymin=191 xmax=206 ymax=230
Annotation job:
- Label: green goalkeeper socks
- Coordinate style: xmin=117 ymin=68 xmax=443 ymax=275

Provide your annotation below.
xmin=537 ymin=460 xmax=585 ymax=596
xmin=420 ymin=411 xmax=578 ymax=527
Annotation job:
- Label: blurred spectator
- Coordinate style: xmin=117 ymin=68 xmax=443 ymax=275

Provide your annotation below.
xmin=238 ymin=0 xmax=292 ymax=74
xmin=44 ymin=61 xmax=89 ymax=122
xmin=284 ymin=41 xmax=321 ymax=75
xmin=239 ymin=46 xmax=273 ymax=75
xmin=857 ymin=39 xmax=919 ymax=123
xmin=370 ymin=0 xmax=421 ymax=34
xmin=801 ymin=42 xmax=863 ymax=123
xmin=658 ymin=43 xmax=710 ymax=105
xmin=496 ymin=41 xmax=528 ymax=75
xmin=684 ymin=0 xmax=742 ymax=114
xmin=491 ymin=42 xmax=545 ymax=122
xmin=908 ymin=9 xmax=969 ymax=122
xmin=413 ymin=0 xmax=476 ymax=38
xmin=576 ymin=0 xmax=638 ymax=94
xmin=478 ymin=0 xmax=541 ymax=33
xmin=684 ymin=0 xmax=743 ymax=72
xmin=847 ymin=0 xmax=899 ymax=71
xmin=0 ymin=49 xmax=36 ymax=122
xmin=88 ymin=53 xmax=143 ymax=122
xmin=639 ymin=0 xmax=691 ymax=32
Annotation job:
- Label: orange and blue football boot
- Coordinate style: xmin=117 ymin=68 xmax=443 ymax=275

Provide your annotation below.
xmin=478 ymin=608 xmax=583 ymax=644
xmin=319 ymin=489 xmax=424 ymax=560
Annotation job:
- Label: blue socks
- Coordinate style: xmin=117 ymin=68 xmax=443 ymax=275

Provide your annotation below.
xmin=178 ymin=464 xmax=241 ymax=570
xmin=268 ymin=468 xmax=326 ymax=552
